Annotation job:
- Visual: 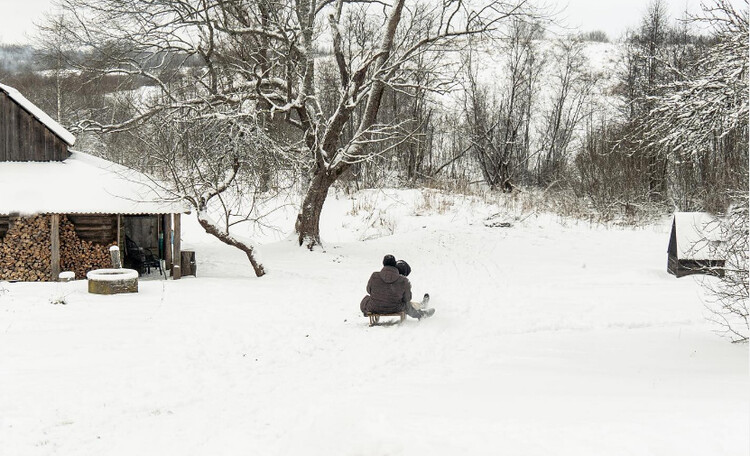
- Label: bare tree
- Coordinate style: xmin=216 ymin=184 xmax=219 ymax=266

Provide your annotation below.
xmin=609 ymin=0 xmax=673 ymax=202
xmin=115 ymin=112 xmax=292 ymax=277
xmin=464 ymin=49 xmax=513 ymax=191
xmin=535 ymin=36 xmax=597 ymax=186
xmin=50 ymin=0 xmax=537 ymax=251
xmin=37 ymin=0 xmax=295 ymax=274
xmin=463 ymin=18 xmax=542 ymax=191
xmin=641 ymin=0 xmax=748 ymax=212
xmin=705 ymin=192 xmax=749 ymax=343
xmin=35 ymin=14 xmax=69 ymax=122
xmin=575 ymin=0 xmax=742 ymax=216
xmin=290 ymin=0 xmax=536 ymax=247
xmin=315 ymin=7 xmax=439 ymax=189
xmin=634 ymin=0 xmax=672 ymax=200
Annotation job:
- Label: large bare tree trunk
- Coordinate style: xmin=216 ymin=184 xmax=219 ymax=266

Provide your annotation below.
xmin=296 ymin=171 xmax=338 ymax=249
xmin=294 ymin=0 xmax=406 ymax=249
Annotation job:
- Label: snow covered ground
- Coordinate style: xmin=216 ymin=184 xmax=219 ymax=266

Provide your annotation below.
xmin=1 ymin=189 xmax=748 ymax=455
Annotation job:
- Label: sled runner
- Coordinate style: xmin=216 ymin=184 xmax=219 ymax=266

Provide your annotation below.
xmin=367 ymin=312 xmax=406 ymax=326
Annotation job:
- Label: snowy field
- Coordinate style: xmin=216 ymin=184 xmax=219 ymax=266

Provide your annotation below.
xmin=1 ymin=190 xmax=748 ymax=455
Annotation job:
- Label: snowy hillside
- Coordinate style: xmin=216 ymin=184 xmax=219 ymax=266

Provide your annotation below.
xmin=1 ymin=189 xmax=747 ymax=455
xmin=0 ymin=45 xmax=35 ymax=73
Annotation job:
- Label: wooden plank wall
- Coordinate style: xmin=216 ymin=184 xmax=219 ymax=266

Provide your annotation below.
xmin=66 ymin=215 xmax=118 ymax=245
xmin=0 ymin=91 xmax=70 ymax=162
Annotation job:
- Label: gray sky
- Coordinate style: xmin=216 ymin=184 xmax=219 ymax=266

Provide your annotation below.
xmin=553 ymin=0 xmax=702 ymax=38
xmin=0 ymin=0 xmax=740 ymax=45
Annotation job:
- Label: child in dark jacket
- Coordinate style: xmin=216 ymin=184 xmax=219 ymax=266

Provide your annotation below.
xmin=396 ymin=259 xmax=432 ymax=313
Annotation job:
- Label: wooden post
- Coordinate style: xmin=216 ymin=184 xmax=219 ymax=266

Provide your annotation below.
xmin=116 ymin=214 xmax=122 ymax=255
xmin=110 ymin=246 xmax=122 ymax=268
xmin=164 ymin=214 xmax=172 ymax=271
xmin=50 ymin=214 xmax=60 ymax=281
xmin=173 ymin=213 xmax=182 ymax=280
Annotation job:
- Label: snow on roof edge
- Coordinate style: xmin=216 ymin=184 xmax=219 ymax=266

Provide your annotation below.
xmin=67 ymin=150 xmax=192 ymax=214
xmin=0 ymin=83 xmax=77 ymax=146
xmin=1 ymin=209 xmax=190 ymax=216
xmin=0 ymin=150 xmax=191 ymax=216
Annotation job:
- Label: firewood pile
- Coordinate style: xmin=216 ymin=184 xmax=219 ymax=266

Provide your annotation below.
xmin=0 ymin=215 xmax=113 ymax=281
xmin=60 ymin=217 xmax=115 ymax=280
xmin=0 ymin=215 xmax=51 ymax=281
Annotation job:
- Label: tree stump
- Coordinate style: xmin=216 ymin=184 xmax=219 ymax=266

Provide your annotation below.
xmin=87 ymin=269 xmax=138 ymax=294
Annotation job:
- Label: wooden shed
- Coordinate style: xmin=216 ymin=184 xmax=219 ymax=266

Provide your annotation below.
xmin=667 ymin=212 xmax=725 ymax=278
xmin=0 ymin=83 xmax=190 ymax=281
xmin=0 ymin=83 xmax=71 ymax=161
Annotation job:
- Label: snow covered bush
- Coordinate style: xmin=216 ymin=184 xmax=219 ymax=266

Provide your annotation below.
xmin=640 ymin=0 xmax=748 ymax=212
xmin=704 ymin=193 xmax=749 ymax=343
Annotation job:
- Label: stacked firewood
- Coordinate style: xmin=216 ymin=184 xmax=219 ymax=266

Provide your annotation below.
xmin=0 ymin=215 xmax=113 ymax=281
xmin=0 ymin=215 xmax=51 ymax=281
xmin=60 ymin=217 xmax=114 ymax=281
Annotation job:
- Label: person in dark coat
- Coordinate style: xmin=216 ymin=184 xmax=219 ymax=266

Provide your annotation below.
xmin=360 ymin=255 xmax=433 ymax=319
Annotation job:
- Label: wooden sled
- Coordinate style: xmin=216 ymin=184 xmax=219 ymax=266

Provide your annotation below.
xmin=368 ymin=312 xmax=406 ymax=327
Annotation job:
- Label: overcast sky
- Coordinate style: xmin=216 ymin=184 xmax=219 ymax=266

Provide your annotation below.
xmin=0 ymin=0 xmax=740 ymax=45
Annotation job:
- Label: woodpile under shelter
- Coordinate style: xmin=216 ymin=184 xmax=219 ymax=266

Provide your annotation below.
xmin=667 ymin=212 xmax=725 ymax=278
xmin=0 ymin=83 xmax=190 ymax=281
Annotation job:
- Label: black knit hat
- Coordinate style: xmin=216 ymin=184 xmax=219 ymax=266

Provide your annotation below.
xmin=396 ymin=260 xmax=411 ymax=276
xmin=383 ymin=254 xmax=397 ymax=268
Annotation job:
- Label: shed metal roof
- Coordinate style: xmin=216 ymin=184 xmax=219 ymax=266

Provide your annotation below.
xmin=0 ymin=150 xmax=190 ymax=215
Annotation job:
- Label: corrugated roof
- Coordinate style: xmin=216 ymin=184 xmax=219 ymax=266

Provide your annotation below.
xmin=673 ymin=212 xmax=723 ymax=260
xmin=0 ymin=150 xmax=190 ymax=215
xmin=0 ymin=83 xmax=77 ymax=146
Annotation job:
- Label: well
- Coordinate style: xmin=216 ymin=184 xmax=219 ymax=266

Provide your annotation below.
xmin=87 ymin=268 xmax=139 ymax=294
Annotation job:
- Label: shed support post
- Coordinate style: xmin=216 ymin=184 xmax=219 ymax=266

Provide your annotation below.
xmin=173 ymin=213 xmax=182 ymax=280
xmin=50 ymin=214 xmax=60 ymax=281
xmin=117 ymin=214 xmax=122 ymax=255
xmin=164 ymin=214 xmax=172 ymax=271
